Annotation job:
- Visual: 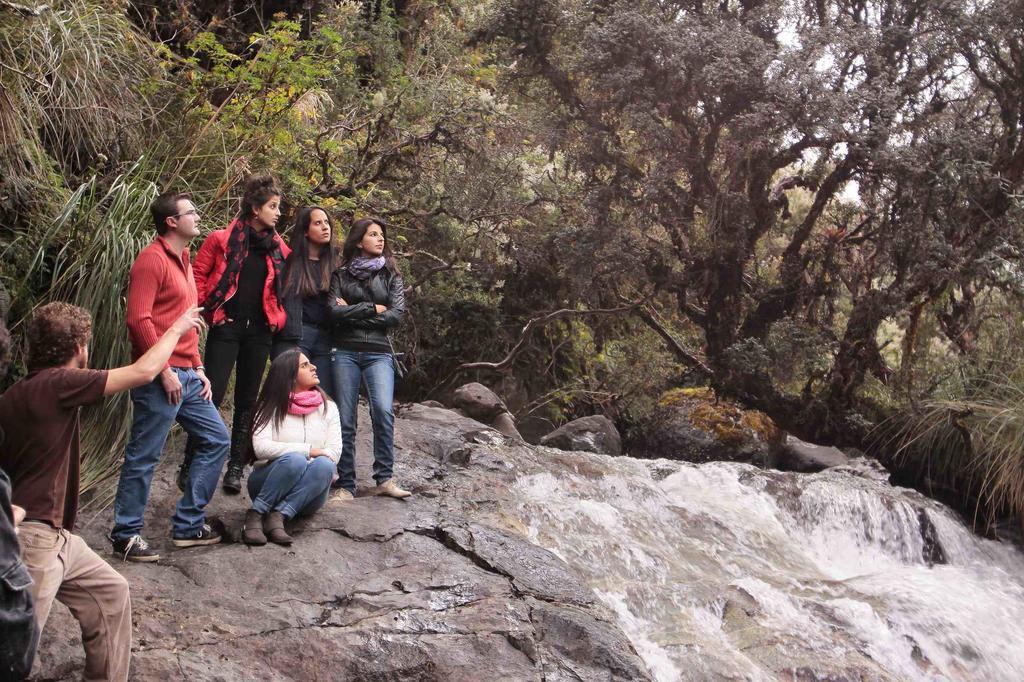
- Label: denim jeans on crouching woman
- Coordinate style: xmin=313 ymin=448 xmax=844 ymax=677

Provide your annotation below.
xmin=247 ymin=453 xmax=334 ymax=519
xmin=330 ymin=349 xmax=395 ymax=494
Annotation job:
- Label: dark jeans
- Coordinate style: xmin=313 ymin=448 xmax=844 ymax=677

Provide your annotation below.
xmin=331 ymin=349 xmax=395 ymax=493
xmin=185 ymin=318 xmax=272 ymax=473
xmin=0 ymin=468 xmax=37 ymax=679
xmin=112 ymin=368 xmax=229 ymax=540
xmin=247 ymin=453 xmax=333 ymax=519
xmin=271 ymin=323 xmax=335 ymax=403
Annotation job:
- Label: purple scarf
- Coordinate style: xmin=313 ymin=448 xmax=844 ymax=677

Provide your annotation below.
xmin=346 ymin=256 xmax=386 ymax=280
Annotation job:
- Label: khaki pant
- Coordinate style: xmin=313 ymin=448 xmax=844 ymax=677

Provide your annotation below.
xmin=18 ymin=522 xmax=131 ymax=682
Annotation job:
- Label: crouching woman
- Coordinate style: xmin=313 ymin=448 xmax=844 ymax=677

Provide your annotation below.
xmin=244 ymin=349 xmax=341 ymax=546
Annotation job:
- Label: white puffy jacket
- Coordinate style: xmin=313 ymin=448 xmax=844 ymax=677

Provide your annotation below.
xmin=251 ymin=401 xmax=343 ymax=466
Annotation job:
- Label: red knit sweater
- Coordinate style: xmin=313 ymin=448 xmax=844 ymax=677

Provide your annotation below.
xmin=126 ymin=236 xmax=202 ymax=368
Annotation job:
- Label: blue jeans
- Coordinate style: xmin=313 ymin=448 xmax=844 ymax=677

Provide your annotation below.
xmin=247 ymin=453 xmax=334 ymax=519
xmin=331 ymin=349 xmax=395 ymax=492
xmin=111 ymin=368 xmax=229 ymax=541
xmin=272 ymin=324 xmax=336 ymax=403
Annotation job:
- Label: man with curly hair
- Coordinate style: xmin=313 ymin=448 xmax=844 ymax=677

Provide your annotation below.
xmin=0 ymin=302 xmax=204 ymax=681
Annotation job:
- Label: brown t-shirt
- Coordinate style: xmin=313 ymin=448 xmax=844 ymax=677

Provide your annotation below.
xmin=0 ymin=367 xmax=107 ymax=531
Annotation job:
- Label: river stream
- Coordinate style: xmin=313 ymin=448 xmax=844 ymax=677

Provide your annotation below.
xmin=512 ymin=454 xmax=1024 ymax=680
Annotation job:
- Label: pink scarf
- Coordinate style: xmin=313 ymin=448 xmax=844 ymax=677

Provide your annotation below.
xmin=288 ymin=390 xmax=323 ymax=415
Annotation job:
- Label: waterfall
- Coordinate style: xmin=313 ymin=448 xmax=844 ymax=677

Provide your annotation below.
xmin=511 ymin=453 xmax=1024 ymax=681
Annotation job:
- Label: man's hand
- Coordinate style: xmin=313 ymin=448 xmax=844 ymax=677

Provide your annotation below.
xmin=12 ymin=504 xmax=25 ymax=530
xmin=160 ymin=367 xmax=183 ymax=404
xmin=170 ymin=306 xmax=206 ymax=336
xmin=374 ymin=304 xmax=387 ymax=314
xmin=196 ymin=367 xmax=213 ymax=401
xmin=335 ymin=297 xmax=348 ymax=306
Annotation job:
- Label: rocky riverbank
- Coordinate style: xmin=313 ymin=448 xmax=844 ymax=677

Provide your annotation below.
xmin=34 ymin=404 xmax=649 ymax=681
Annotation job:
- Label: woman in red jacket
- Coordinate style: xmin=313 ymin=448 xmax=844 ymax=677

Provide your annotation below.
xmin=180 ymin=175 xmax=291 ymax=494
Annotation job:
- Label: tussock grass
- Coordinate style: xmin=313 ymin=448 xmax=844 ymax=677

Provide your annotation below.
xmin=6 ymin=163 xmax=159 ymax=492
xmin=889 ymin=374 xmax=1024 ymax=530
xmin=0 ymin=0 xmax=158 ymax=183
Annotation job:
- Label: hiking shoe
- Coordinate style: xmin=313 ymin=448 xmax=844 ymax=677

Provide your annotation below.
xmin=111 ymin=535 xmax=160 ymax=563
xmin=222 ymin=463 xmax=243 ymax=495
xmin=171 ymin=523 xmax=222 ymax=548
xmin=242 ymin=509 xmax=267 ymax=546
xmin=370 ymin=479 xmax=412 ymax=499
xmin=263 ymin=511 xmax=292 ymax=546
xmin=329 ymin=488 xmax=355 ymax=504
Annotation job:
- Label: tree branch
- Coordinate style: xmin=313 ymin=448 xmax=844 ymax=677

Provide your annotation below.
xmin=458 ymin=305 xmax=637 ymax=372
xmin=633 ymin=306 xmax=712 ymax=375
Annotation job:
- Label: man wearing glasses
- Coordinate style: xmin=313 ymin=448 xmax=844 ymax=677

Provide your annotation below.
xmin=108 ymin=192 xmax=229 ymax=561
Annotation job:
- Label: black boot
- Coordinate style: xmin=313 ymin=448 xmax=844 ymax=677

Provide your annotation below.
xmin=221 ymin=425 xmax=249 ymax=495
xmin=177 ymin=441 xmax=196 ymax=492
xmin=222 ymin=461 xmax=243 ymax=495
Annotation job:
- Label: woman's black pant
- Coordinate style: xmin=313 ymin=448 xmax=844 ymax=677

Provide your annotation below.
xmin=184 ymin=318 xmax=272 ymax=474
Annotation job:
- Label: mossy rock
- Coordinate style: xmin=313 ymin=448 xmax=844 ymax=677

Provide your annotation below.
xmin=632 ymin=388 xmax=783 ymax=465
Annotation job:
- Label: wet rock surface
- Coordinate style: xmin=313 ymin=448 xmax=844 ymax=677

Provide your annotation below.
xmin=34 ymin=403 xmax=649 ymax=681
xmin=777 ymin=434 xmax=850 ymax=472
xmin=540 ymin=415 xmax=622 ymax=457
xmin=451 ymin=382 xmax=507 ymax=422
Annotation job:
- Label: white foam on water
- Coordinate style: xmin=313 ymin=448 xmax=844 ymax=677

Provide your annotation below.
xmin=511 ymin=454 xmax=1024 ymax=680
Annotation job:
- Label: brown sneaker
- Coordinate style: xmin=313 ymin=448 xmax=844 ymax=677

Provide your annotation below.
xmin=242 ymin=509 xmax=267 ymax=545
xmin=371 ymin=479 xmax=412 ymax=499
xmin=263 ymin=511 xmax=292 ymax=545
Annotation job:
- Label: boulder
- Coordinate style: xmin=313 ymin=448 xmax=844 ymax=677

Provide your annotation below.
xmin=491 ymin=411 xmax=524 ymax=441
xmin=516 ymin=415 xmax=556 ymax=445
xmin=452 ymin=382 xmax=507 ymax=421
xmin=630 ymin=387 xmax=782 ymax=466
xmin=420 ymin=399 xmax=446 ymax=409
xmin=777 ymin=435 xmax=850 ymax=473
xmin=541 ymin=415 xmax=622 ymax=457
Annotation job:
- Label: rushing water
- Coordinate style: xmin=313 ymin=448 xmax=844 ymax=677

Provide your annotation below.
xmin=511 ymin=453 xmax=1024 ymax=681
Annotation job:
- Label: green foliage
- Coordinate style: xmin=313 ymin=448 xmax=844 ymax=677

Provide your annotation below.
xmin=5 ymin=164 xmax=159 ymax=491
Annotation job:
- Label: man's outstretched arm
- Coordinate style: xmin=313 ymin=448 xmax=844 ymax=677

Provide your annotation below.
xmin=103 ymin=307 xmax=205 ymax=396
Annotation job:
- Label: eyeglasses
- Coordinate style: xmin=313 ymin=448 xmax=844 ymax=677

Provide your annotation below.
xmin=173 ymin=209 xmax=200 ymax=218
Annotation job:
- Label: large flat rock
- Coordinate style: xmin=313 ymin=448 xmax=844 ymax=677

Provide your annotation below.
xmin=33 ymin=403 xmax=649 ymax=681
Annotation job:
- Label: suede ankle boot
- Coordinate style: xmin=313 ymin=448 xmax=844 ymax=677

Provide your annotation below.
xmin=263 ymin=511 xmax=292 ymax=545
xmin=242 ymin=509 xmax=266 ymax=545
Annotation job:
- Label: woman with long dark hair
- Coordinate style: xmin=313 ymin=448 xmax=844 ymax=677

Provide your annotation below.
xmin=243 ymin=349 xmax=339 ymax=545
xmin=272 ymin=206 xmax=340 ymax=401
xmin=184 ymin=175 xmax=291 ymax=494
xmin=328 ymin=216 xmax=409 ymax=500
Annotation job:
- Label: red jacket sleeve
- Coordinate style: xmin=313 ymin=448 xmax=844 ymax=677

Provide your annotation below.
xmin=193 ymin=231 xmax=222 ymax=306
xmin=126 ymin=249 xmax=168 ymax=367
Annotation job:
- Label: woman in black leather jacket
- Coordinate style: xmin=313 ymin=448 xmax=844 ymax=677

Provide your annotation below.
xmin=327 ymin=217 xmax=410 ymax=500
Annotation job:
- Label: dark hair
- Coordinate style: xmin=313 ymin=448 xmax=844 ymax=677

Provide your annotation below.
xmin=27 ymin=302 xmax=92 ymax=369
xmin=240 ymin=174 xmax=281 ymax=220
xmin=250 ymin=350 xmax=329 ymax=461
xmin=284 ymin=206 xmax=339 ymax=298
xmin=341 ymin=216 xmax=401 ymax=275
xmin=151 ymin=191 xmax=192 ymax=235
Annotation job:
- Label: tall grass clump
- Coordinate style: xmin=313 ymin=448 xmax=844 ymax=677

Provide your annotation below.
xmin=6 ymin=163 xmax=159 ymax=493
xmin=889 ymin=373 xmax=1024 ymax=531
xmin=0 ymin=0 xmax=159 ymax=188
